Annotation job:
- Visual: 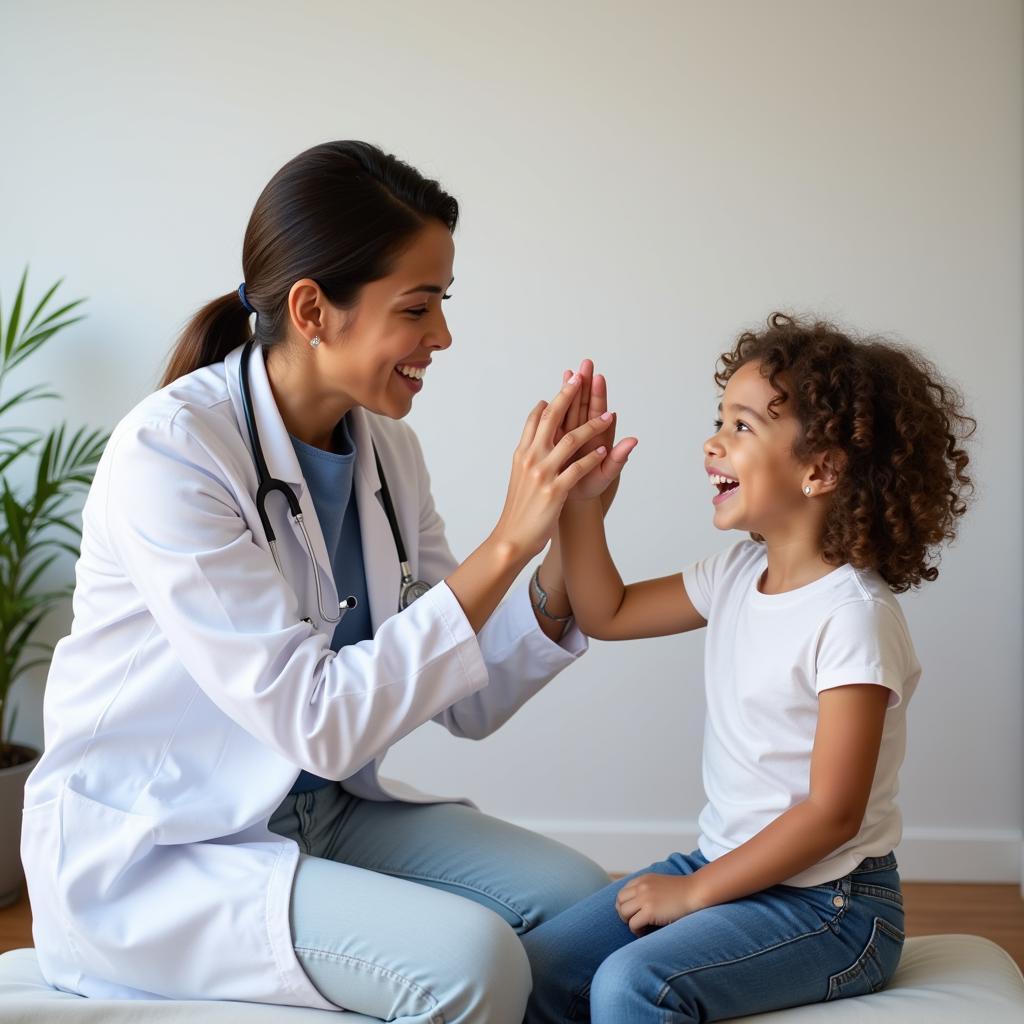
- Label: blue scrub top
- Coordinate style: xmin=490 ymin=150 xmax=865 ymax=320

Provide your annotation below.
xmin=288 ymin=416 xmax=373 ymax=794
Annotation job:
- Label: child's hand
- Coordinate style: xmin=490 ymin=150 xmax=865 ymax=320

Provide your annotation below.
xmin=615 ymin=872 xmax=704 ymax=934
xmin=554 ymin=359 xmax=637 ymax=502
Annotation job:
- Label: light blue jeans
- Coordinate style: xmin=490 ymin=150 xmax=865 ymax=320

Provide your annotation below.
xmin=268 ymin=783 xmax=610 ymax=1023
xmin=522 ymin=850 xmax=905 ymax=1023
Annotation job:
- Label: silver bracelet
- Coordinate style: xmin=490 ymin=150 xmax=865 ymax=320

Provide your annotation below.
xmin=529 ymin=566 xmax=574 ymax=624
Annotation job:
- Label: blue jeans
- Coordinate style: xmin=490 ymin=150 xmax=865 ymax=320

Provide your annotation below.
xmin=268 ymin=784 xmax=611 ymax=1023
xmin=522 ymin=850 xmax=905 ymax=1023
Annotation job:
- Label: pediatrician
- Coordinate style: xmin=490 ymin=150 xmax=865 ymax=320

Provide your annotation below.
xmin=21 ymin=141 xmax=635 ymax=1022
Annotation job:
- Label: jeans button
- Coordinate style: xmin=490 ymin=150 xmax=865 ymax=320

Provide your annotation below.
xmin=832 ymin=895 xmax=845 ymax=908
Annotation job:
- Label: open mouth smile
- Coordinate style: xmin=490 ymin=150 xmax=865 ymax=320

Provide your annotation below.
xmin=709 ymin=472 xmax=740 ymax=506
xmin=394 ymin=362 xmax=428 ymax=393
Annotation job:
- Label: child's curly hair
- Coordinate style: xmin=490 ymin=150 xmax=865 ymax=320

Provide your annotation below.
xmin=715 ymin=313 xmax=976 ymax=593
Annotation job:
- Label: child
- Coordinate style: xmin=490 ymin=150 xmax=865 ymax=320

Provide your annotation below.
xmin=523 ymin=313 xmax=975 ymax=1023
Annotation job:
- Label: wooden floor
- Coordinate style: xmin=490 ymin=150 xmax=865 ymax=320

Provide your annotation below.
xmin=1 ymin=882 xmax=1022 ymax=970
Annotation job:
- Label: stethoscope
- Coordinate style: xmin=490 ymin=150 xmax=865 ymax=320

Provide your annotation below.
xmin=240 ymin=339 xmax=432 ymax=623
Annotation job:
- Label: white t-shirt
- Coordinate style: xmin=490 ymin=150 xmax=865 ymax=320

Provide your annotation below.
xmin=682 ymin=540 xmax=920 ymax=887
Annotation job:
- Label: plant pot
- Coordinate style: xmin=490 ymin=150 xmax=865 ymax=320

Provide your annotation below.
xmin=0 ymin=743 xmax=40 ymax=909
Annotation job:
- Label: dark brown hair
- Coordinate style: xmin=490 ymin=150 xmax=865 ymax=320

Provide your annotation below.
xmin=160 ymin=141 xmax=459 ymax=388
xmin=715 ymin=312 xmax=976 ymax=593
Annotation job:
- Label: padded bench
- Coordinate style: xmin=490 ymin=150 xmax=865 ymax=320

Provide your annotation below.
xmin=0 ymin=934 xmax=1022 ymax=1022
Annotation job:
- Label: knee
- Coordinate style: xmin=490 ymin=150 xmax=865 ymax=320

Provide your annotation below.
xmin=591 ymin=944 xmax=689 ymax=1023
xmin=441 ymin=902 xmax=532 ymax=1024
xmin=521 ymin=925 xmax=578 ymax=1022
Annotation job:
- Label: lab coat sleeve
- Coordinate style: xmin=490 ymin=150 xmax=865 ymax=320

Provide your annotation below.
xmin=405 ymin=427 xmax=588 ymax=741
xmin=103 ymin=412 xmax=490 ymax=779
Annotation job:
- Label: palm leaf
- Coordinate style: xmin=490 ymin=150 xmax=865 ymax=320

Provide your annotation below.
xmin=0 ymin=436 xmax=39 ymax=474
xmin=0 ymin=384 xmax=59 ymax=419
xmin=23 ymin=297 xmax=85 ymax=336
xmin=2 ymin=267 xmax=28 ymax=364
xmin=21 ymin=278 xmax=63 ymax=333
xmin=3 ymin=316 xmax=87 ymax=376
xmin=19 ymin=552 xmax=60 ymax=594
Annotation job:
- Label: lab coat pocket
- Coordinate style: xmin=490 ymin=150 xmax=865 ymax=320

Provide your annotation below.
xmin=20 ymin=798 xmax=76 ymax=971
xmin=57 ymin=784 xmax=157 ymax=918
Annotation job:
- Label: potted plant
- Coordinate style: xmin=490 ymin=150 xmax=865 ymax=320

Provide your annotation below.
xmin=0 ymin=267 xmax=108 ymax=908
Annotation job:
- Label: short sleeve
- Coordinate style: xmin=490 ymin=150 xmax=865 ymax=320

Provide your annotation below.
xmin=682 ymin=541 xmax=759 ymax=621
xmin=815 ymin=600 xmax=912 ymax=708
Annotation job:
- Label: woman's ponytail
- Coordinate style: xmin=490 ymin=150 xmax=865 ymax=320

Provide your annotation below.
xmin=157 ymin=140 xmax=459 ymax=390
xmin=159 ymin=291 xmax=252 ymax=389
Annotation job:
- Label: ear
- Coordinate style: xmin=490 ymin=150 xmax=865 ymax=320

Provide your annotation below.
xmin=801 ymin=449 xmax=846 ymax=497
xmin=286 ymin=278 xmax=324 ymax=345
xmin=287 ymin=278 xmax=350 ymax=345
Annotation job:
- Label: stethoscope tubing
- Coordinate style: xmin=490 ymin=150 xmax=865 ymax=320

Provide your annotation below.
xmin=239 ymin=339 xmax=430 ymax=622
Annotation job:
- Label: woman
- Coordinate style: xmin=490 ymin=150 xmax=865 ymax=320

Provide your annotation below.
xmin=21 ymin=141 xmax=633 ymax=1022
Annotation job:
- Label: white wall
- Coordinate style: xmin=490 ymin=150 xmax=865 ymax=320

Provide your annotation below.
xmin=2 ymin=0 xmax=1020 ymax=881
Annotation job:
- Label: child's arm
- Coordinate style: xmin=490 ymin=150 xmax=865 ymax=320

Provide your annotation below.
xmin=559 ymin=497 xmax=707 ymax=640
xmin=615 ymin=683 xmax=891 ymax=933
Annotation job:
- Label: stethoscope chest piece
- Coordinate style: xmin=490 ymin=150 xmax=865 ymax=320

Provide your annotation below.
xmin=399 ymin=573 xmax=433 ymax=610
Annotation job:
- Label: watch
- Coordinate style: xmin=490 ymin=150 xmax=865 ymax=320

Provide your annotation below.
xmin=529 ymin=566 xmax=574 ymax=626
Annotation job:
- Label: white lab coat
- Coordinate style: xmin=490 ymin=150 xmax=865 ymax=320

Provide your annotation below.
xmin=21 ymin=342 xmax=586 ymax=1009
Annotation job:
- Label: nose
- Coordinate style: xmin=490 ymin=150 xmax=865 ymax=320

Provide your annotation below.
xmin=425 ymin=308 xmax=453 ymax=351
xmin=704 ymin=429 xmax=725 ymax=458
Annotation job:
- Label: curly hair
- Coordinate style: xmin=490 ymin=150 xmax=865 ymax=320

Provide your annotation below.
xmin=715 ymin=313 xmax=976 ymax=593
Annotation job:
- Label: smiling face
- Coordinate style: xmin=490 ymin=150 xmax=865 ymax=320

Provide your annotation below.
xmin=311 ymin=218 xmax=456 ymax=420
xmin=703 ymin=360 xmax=812 ymax=537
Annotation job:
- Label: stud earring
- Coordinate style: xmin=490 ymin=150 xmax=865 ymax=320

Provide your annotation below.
xmin=803 ymin=485 xmax=812 ymax=495
xmin=310 ymin=335 xmax=321 ymax=348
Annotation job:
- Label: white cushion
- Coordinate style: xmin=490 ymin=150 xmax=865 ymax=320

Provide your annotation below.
xmin=0 ymin=947 xmax=372 ymax=1022
xmin=734 ymin=934 xmax=1024 ymax=1022
xmin=0 ymin=934 xmax=1022 ymax=1022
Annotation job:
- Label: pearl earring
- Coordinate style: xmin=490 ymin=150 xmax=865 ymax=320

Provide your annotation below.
xmin=804 ymin=486 xmax=812 ymax=495
xmin=310 ymin=335 xmax=321 ymax=348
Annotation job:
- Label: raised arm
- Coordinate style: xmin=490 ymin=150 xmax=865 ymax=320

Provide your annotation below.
xmin=553 ymin=369 xmax=705 ymax=640
xmin=559 ymin=499 xmax=706 ymax=640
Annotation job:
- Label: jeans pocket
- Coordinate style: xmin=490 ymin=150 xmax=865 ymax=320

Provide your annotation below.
xmin=826 ymin=916 xmax=905 ymax=1001
xmin=850 ymin=880 xmax=904 ymax=909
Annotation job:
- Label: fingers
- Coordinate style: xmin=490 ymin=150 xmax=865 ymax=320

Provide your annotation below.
xmin=555 ymin=445 xmax=606 ymax=491
xmin=517 ymin=400 xmax=548 ymax=452
xmin=602 ymin=436 xmax=638 ymax=476
xmin=578 ymin=358 xmax=593 ymax=425
xmin=565 ymin=368 xmax=583 ymax=435
xmin=628 ymin=911 xmax=655 ymax=936
xmin=588 ymin=371 xmax=607 ymax=420
xmin=535 ymin=373 xmax=583 ymax=448
xmin=615 ymin=878 xmax=653 ymax=935
xmin=548 ymin=413 xmax=613 ymax=468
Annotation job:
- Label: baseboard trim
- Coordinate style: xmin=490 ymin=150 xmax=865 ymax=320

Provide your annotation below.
xmin=512 ymin=818 xmax=1024 ymax=884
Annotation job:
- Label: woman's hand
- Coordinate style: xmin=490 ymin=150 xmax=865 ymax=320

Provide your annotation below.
xmin=615 ymin=872 xmax=705 ymax=935
xmin=556 ymin=359 xmax=637 ymax=503
xmin=490 ymin=375 xmax=613 ymax=561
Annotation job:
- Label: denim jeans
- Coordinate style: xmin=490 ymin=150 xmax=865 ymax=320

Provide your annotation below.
xmin=268 ymin=783 xmax=611 ymax=1023
xmin=522 ymin=849 xmax=905 ymax=1023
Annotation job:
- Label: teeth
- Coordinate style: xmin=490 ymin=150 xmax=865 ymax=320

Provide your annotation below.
xmin=709 ymin=474 xmax=738 ymax=487
xmin=396 ymin=365 xmax=426 ymax=380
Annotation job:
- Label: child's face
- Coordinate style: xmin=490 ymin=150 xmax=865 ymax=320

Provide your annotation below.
xmin=703 ymin=360 xmax=810 ymax=536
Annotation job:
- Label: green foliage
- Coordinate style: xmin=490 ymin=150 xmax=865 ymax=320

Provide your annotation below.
xmin=0 ymin=267 xmax=108 ymax=758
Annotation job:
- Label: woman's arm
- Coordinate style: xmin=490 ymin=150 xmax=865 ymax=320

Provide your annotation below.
xmin=615 ymin=683 xmax=891 ymax=933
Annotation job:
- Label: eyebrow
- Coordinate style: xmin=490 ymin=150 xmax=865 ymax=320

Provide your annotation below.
xmin=718 ymin=401 xmax=770 ymax=426
xmin=399 ymin=276 xmax=455 ymax=297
